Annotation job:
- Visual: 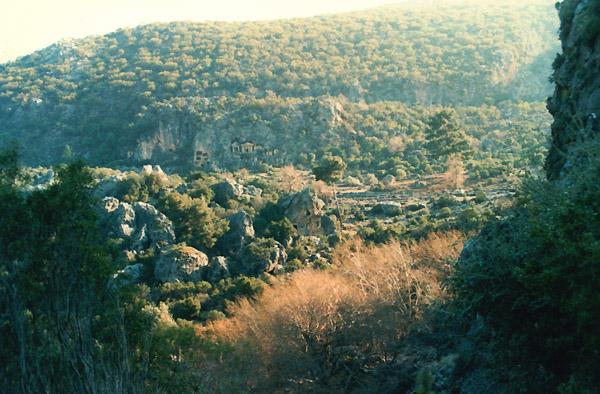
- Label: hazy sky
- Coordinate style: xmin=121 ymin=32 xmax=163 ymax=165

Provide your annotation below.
xmin=0 ymin=0 xmax=397 ymax=62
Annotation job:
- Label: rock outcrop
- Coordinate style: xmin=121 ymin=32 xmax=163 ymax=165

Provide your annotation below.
xmin=94 ymin=174 xmax=125 ymax=198
xmin=154 ymin=244 xmax=209 ymax=283
xmin=546 ymin=0 xmax=600 ymax=179
xmin=278 ymin=188 xmax=327 ymax=236
xmin=205 ymin=256 xmax=231 ymax=283
xmin=132 ymin=202 xmax=176 ymax=247
xmin=211 ymin=179 xmax=244 ymax=207
xmin=235 ymin=238 xmax=287 ymax=276
xmin=451 ymin=4 xmax=600 ymax=390
xmin=320 ymin=215 xmax=338 ymax=237
xmin=99 ymin=197 xmax=176 ymax=251
xmin=141 ymin=164 xmax=169 ymax=183
xmin=217 ymin=211 xmax=255 ymax=255
xmin=110 ymin=263 xmax=145 ymax=288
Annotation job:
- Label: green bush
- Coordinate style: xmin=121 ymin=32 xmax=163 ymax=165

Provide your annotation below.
xmin=170 ymin=296 xmax=203 ymax=320
xmin=453 ymin=147 xmax=600 ymax=391
xmin=359 ymin=220 xmax=406 ymax=244
xmin=264 ymin=218 xmax=297 ymax=245
xmin=456 ymin=205 xmax=490 ymax=232
xmin=438 ymin=207 xmax=453 ymax=219
xmin=154 ymin=281 xmax=212 ymax=302
xmin=158 ymin=192 xmax=229 ymax=251
xmin=204 ymin=276 xmax=266 ymax=312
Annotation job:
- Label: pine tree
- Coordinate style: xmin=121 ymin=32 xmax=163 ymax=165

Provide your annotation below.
xmin=313 ymin=156 xmax=346 ymax=229
xmin=425 ymin=109 xmax=471 ymax=165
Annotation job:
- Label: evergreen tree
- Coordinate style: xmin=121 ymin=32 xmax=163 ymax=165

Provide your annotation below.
xmin=0 ymin=151 xmax=154 ymax=392
xmin=313 ymin=156 xmax=346 ymax=229
xmin=425 ymin=109 xmax=471 ymax=165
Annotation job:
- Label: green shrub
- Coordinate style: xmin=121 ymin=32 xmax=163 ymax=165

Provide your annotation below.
xmin=453 ymin=147 xmax=600 ymax=390
xmin=155 ymin=281 xmax=212 ymax=302
xmin=433 ymin=194 xmax=459 ymax=209
xmin=264 ymin=218 xmax=297 ymax=245
xmin=456 ymin=205 xmax=490 ymax=232
xmin=158 ymin=192 xmax=229 ymax=251
xmin=438 ymin=207 xmax=453 ymax=219
xmin=359 ymin=220 xmax=406 ymax=244
xmin=204 ymin=276 xmax=266 ymax=312
xmin=170 ymin=296 xmax=203 ymax=320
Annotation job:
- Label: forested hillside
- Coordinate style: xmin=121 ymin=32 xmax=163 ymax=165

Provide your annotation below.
xmin=0 ymin=0 xmax=558 ymax=170
xmin=4 ymin=0 xmax=600 ymax=392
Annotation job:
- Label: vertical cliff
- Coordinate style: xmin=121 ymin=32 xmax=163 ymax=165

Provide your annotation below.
xmin=546 ymin=0 xmax=600 ymax=179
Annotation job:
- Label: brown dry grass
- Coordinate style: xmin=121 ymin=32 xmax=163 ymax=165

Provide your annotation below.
xmin=333 ymin=231 xmax=464 ymax=308
xmin=201 ymin=232 xmax=465 ymax=393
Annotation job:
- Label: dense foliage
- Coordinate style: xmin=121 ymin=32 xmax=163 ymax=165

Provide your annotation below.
xmin=452 ymin=142 xmax=600 ymax=392
xmin=0 ymin=1 xmax=556 ymax=106
xmin=5 ymin=0 xmax=598 ymax=392
xmin=449 ymin=1 xmax=600 ymax=390
xmin=0 ymin=1 xmax=557 ymax=170
xmin=0 ymin=152 xmax=138 ymax=391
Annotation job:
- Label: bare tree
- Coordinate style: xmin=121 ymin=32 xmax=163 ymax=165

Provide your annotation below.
xmin=444 ymin=153 xmax=466 ymax=190
xmin=274 ymin=165 xmax=306 ymax=193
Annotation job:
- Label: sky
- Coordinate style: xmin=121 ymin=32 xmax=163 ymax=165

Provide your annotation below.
xmin=0 ymin=0 xmax=397 ymax=63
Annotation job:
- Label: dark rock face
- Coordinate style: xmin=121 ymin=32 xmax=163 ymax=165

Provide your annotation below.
xmin=217 ymin=211 xmax=255 ymax=256
xmin=110 ymin=263 xmax=145 ymax=288
xmin=154 ymin=244 xmax=209 ymax=283
xmin=320 ymin=215 xmax=338 ymax=236
xmin=130 ymin=97 xmax=352 ymax=171
xmin=546 ymin=0 xmax=600 ymax=179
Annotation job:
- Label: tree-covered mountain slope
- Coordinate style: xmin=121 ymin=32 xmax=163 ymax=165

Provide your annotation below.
xmin=0 ymin=0 xmax=558 ymax=169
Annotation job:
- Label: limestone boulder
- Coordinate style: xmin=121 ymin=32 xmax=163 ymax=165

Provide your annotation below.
xmin=278 ymin=188 xmax=326 ymax=236
xmin=110 ymin=263 xmax=145 ymax=288
xmin=205 ymin=256 xmax=231 ymax=283
xmin=94 ymin=174 xmax=125 ymax=198
xmin=217 ymin=211 xmax=255 ymax=255
xmin=99 ymin=197 xmax=175 ymax=251
xmin=212 ymin=179 xmax=244 ymax=207
xmin=133 ymin=202 xmax=176 ymax=245
xmin=244 ymin=184 xmax=263 ymax=197
xmin=236 ymin=238 xmax=287 ymax=275
xmin=154 ymin=244 xmax=209 ymax=283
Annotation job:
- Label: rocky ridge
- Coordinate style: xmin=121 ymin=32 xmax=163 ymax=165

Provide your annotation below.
xmin=546 ymin=0 xmax=600 ymax=178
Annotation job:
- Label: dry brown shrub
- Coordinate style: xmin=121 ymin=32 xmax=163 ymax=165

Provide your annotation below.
xmin=333 ymin=231 xmax=464 ymax=313
xmin=389 ymin=135 xmax=406 ymax=153
xmin=203 ymin=232 xmax=465 ymax=392
xmin=273 ymin=165 xmax=307 ymax=193
xmin=443 ymin=153 xmax=466 ymax=190
xmin=311 ymin=180 xmax=334 ymax=200
xmin=206 ymin=271 xmax=367 ymax=390
xmin=404 ymin=231 xmax=464 ymax=268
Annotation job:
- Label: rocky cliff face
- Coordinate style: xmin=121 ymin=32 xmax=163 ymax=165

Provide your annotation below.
xmin=546 ymin=0 xmax=600 ymax=179
xmin=128 ymin=96 xmax=354 ymax=170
